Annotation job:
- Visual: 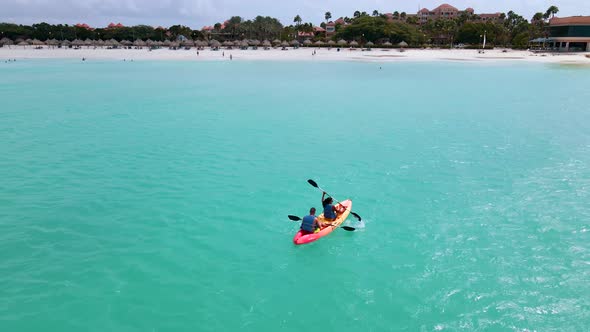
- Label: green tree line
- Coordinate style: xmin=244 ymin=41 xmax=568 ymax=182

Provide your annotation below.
xmin=0 ymin=5 xmax=558 ymax=48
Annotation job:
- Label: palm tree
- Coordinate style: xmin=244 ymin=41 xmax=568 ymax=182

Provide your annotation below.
xmin=353 ymin=11 xmax=361 ymax=18
xmin=393 ymin=11 xmax=400 ymax=19
xmin=532 ymin=12 xmax=544 ymax=22
xmin=294 ymin=15 xmax=302 ymax=26
xmin=372 ymin=10 xmax=379 ymax=17
xmin=544 ymin=6 xmax=559 ymax=19
xmin=400 ymin=12 xmax=407 ymax=19
xmin=325 ymin=12 xmax=331 ymax=23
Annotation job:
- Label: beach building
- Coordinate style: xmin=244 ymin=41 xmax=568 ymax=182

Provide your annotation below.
xmin=325 ymin=22 xmax=336 ymax=36
xmin=548 ymin=16 xmax=590 ymax=52
xmin=107 ymin=23 xmax=124 ymax=29
xmin=75 ymin=23 xmax=94 ymax=31
xmin=417 ymin=4 xmax=502 ymax=24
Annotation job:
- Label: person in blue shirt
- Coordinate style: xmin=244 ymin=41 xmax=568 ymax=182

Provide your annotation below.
xmin=322 ymin=192 xmax=345 ymax=221
xmin=301 ymin=208 xmax=323 ymax=235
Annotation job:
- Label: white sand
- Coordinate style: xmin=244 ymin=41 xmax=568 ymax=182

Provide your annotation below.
xmin=1 ymin=46 xmax=589 ymax=64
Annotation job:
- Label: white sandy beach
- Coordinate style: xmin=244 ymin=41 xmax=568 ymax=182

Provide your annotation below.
xmin=1 ymin=46 xmax=589 ymax=64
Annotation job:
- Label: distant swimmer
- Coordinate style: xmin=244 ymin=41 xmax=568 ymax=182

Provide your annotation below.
xmin=82 ymin=57 xmax=86 ymax=61
xmin=230 ymin=54 xmax=232 ymax=60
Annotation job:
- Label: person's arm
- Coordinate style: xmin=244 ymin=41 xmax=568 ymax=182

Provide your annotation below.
xmin=321 ymin=191 xmax=326 ymax=203
xmin=315 ymin=217 xmax=324 ymax=228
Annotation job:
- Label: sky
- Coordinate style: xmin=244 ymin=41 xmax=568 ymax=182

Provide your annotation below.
xmin=0 ymin=0 xmax=587 ymax=29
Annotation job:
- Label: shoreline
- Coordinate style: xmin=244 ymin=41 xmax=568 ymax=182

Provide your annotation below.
xmin=1 ymin=47 xmax=589 ymax=64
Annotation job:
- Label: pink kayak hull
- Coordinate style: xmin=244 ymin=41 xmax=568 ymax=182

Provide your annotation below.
xmin=293 ymin=199 xmax=352 ymax=245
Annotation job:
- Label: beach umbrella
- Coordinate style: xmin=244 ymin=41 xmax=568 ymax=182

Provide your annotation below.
xmin=398 ymin=41 xmax=408 ymax=48
xmin=303 ymin=39 xmax=312 ymax=46
xmin=96 ymin=39 xmax=105 ymax=47
xmin=25 ymin=38 xmax=32 ymax=44
xmin=365 ymin=41 xmax=374 ymax=48
xmin=46 ymin=38 xmax=59 ymax=46
xmin=314 ymin=40 xmax=324 ymax=46
xmin=15 ymin=38 xmax=24 ymax=44
xmin=337 ymin=39 xmax=347 ymax=46
xmin=18 ymin=41 xmax=28 ymax=48
xmin=111 ymin=39 xmax=121 ymax=46
xmin=146 ymin=39 xmax=155 ymax=46
xmin=272 ymin=39 xmax=281 ymax=45
xmin=262 ymin=40 xmax=271 ymax=47
xmin=280 ymin=41 xmax=289 ymax=47
xmin=61 ymin=39 xmax=72 ymax=46
xmin=327 ymin=40 xmax=336 ymax=46
xmin=72 ymin=39 xmax=84 ymax=46
xmin=349 ymin=40 xmax=359 ymax=48
xmin=290 ymin=40 xmax=300 ymax=46
xmin=0 ymin=37 xmax=13 ymax=46
xmin=251 ymin=39 xmax=261 ymax=46
xmin=133 ymin=39 xmax=145 ymax=46
xmin=31 ymin=39 xmax=44 ymax=45
xmin=163 ymin=40 xmax=172 ymax=46
xmin=382 ymin=41 xmax=393 ymax=47
xmin=240 ymin=40 xmax=249 ymax=49
xmin=182 ymin=39 xmax=194 ymax=47
xmin=84 ymin=38 xmax=93 ymax=46
xmin=120 ymin=40 xmax=131 ymax=46
xmin=210 ymin=40 xmax=221 ymax=48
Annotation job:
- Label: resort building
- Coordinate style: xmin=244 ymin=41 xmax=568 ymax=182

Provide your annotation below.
xmin=75 ymin=23 xmax=94 ymax=30
xmin=107 ymin=23 xmax=125 ymax=29
xmin=548 ymin=16 xmax=590 ymax=52
xmin=325 ymin=22 xmax=336 ymax=36
xmin=417 ymin=4 xmax=502 ymax=24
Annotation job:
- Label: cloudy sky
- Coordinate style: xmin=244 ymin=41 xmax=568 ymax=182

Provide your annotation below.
xmin=0 ymin=0 xmax=586 ymax=28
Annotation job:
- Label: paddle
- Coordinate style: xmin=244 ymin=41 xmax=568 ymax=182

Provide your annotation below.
xmin=287 ymin=215 xmax=355 ymax=231
xmin=307 ymin=179 xmax=362 ymax=221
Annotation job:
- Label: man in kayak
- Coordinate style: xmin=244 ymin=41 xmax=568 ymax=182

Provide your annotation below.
xmin=322 ymin=192 xmax=346 ymax=221
xmin=301 ymin=208 xmax=323 ymax=235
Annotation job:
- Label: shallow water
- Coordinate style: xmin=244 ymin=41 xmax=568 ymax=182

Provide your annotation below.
xmin=1 ymin=59 xmax=589 ymax=331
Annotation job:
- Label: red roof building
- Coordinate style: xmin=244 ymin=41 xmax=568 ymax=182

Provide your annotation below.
xmin=550 ymin=16 xmax=590 ymax=26
xmin=416 ymin=4 xmax=502 ymax=24
xmin=107 ymin=22 xmax=124 ymax=29
xmin=297 ymin=31 xmax=314 ymax=38
xmin=548 ymin=16 xmax=590 ymax=52
xmin=75 ymin=23 xmax=94 ymax=30
xmin=477 ymin=13 xmax=503 ymax=22
xmin=334 ymin=18 xmax=346 ymax=25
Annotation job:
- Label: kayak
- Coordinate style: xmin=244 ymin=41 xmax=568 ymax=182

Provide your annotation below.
xmin=293 ymin=199 xmax=352 ymax=245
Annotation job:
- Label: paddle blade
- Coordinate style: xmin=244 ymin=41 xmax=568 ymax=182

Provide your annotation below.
xmin=351 ymin=212 xmax=362 ymax=221
xmin=341 ymin=226 xmax=355 ymax=231
xmin=307 ymin=179 xmax=319 ymax=188
xmin=288 ymin=215 xmax=302 ymax=221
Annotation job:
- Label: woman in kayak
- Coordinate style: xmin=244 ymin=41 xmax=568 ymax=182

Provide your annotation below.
xmin=301 ymin=208 xmax=323 ymax=234
xmin=322 ymin=192 xmax=346 ymax=221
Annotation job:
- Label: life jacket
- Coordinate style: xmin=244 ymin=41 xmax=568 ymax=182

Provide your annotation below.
xmin=301 ymin=215 xmax=316 ymax=232
xmin=323 ymin=204 xmax=336 ymax=219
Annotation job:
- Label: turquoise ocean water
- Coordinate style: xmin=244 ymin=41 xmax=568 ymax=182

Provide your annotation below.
xmin=1 ymin=59 xmax=589 ymax=331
